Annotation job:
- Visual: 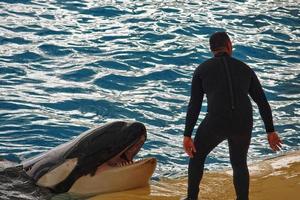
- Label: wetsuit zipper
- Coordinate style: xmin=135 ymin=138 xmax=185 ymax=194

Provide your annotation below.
xmin=221 ymin=57 xmax=235 ymax=110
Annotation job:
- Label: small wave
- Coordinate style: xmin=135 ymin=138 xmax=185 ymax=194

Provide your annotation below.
xmin=39 ymin=44 xmax=73 ymax=57
xmin=80 ymin=6 xmax=131 ymax=17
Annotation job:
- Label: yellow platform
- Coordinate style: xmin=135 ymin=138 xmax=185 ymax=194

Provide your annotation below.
xmin=89 ymin=150 xmax=300 ymax=200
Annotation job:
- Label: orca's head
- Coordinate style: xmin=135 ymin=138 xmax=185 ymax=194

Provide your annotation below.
xmin=67 ymin=121 xmax=148 ymax=169
xmin=22 ymin=121 xmax=156 ymax=195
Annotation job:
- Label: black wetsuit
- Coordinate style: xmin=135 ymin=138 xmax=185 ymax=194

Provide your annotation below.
xmin=184 ymin=52 xmax=274 ymax=200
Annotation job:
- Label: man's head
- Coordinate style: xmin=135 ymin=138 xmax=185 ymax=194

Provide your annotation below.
xmin=209 ymin=32 xmax=232 ymax=56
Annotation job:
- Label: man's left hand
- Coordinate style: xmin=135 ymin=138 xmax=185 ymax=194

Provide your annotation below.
xmin=267 ymin=132 xmax=283 ymax=151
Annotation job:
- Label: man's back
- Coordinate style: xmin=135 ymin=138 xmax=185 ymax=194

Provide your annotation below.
xmin=192 ymin=53 xmax=255 ymax=135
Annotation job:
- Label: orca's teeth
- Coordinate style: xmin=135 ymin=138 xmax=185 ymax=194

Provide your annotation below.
xmin=116 ymin=160 xmax=135 ymax=167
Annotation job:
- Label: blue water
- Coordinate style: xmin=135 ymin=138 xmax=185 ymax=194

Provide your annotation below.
xmin=0 ymin=0 xmax=299 ymax=191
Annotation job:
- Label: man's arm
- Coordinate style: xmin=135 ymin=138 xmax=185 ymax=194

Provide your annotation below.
xmin=249 ymin=70 xmax=282 ymax=151
xmin=183 ymin=68 xmax=204 ymax=157
xmin=184 ymin=68 xmax=204 ymax=137
xmin=249 ymin=70 xmax=274 ymax=132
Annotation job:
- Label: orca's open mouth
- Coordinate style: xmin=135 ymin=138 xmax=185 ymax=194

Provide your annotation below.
xmin=96 ymin=134 xmax=147 ymax=173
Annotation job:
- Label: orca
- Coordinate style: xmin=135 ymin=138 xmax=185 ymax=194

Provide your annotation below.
xmin=21 ymin=121 xmax=157 ymax=196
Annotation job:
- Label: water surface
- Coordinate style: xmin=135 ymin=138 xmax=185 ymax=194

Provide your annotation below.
xmin=0 ymin=0 xmax=299 ymax=199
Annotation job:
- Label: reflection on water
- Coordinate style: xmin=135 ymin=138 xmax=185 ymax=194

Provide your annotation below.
xmin=0 ymin=0 xmax=299 ymax=199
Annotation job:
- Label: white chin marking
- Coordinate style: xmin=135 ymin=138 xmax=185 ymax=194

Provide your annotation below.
xmin=37 ymin=158 xmax=78 ymax=188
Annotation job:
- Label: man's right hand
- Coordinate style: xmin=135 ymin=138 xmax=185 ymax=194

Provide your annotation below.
xmin=183 ymin=136 xmax=196 ymax=158
xmin=267 ymin=132 xmax=283 ymax=151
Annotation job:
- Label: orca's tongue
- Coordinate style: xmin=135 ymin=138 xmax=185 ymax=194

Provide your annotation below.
xmin=124 ymin=135 xmax=145 ymax=161
xmin=120 ymin=153 xmax=130 ymax=161
xmin=107 ymin=155 xmax=129 ymax=166
xmin=97 ymin=134 xmax=146 ymax=172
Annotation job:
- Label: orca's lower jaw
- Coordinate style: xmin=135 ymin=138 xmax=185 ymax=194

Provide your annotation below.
xmin=96 ymin=134 xmax=147 ymax=173
xmin=69 ymin=157 xmax=157 ymax=196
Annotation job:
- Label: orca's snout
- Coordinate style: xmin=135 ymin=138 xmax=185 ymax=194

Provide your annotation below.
xmin=128 ymin=122 xmax=146 ymax=136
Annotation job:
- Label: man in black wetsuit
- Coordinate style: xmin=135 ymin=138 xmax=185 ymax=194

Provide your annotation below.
xmin=182 ymin=32 xmax=282 ymax=200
